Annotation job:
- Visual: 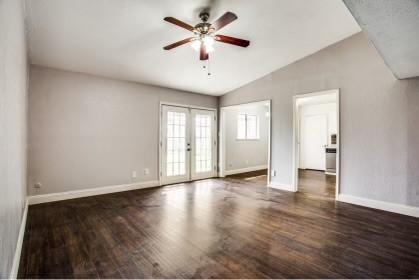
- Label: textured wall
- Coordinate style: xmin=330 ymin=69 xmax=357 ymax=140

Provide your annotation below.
xmin=0 ymin=0 xmax=28 ymax=277
xmin=28 ymin=66 xmax=218 ymax=195
xmin=344 ymin=0 xmax=419 ymax=79
xmin=220 ymin=32 xmax=419 ymax=207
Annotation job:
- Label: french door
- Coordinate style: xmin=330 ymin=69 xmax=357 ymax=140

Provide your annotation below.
xmin=161 ymin=105 xmax=216 ymax=185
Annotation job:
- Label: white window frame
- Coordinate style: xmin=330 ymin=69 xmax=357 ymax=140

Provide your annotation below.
xmin=237 ymin=113 xmax=260 ymax=140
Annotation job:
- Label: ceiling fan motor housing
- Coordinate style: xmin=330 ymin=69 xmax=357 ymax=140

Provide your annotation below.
xmin=194 ymin=22 xmax=213 ymax=35
xmin=199 ymin=11 xmax=210 ymax=22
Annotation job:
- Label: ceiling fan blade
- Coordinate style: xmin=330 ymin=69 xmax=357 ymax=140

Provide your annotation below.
xmin=215 ymin=35 xmax=250 ymax=47
xmin=163 ymin=37 xmax=195 ymax=50
xmin=211 ymin=12 xmax=237 ymax=31
xmin=164 ymin=17 xmax=195 ymax=32
xmin=200 ymin=43 xmax=209 ymax=60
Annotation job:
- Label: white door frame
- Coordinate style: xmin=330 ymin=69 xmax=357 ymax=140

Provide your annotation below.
xmin=219 ymin=100 xmax=272 ymax=186
xmin=159 ymin=102 xmax=217 ymax=186
xmin=292 ymin=89 xmax=340 ymax=199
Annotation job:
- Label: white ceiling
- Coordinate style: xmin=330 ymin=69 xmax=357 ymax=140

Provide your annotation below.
xmin=26 ymin=0 xmax=360 ymax=96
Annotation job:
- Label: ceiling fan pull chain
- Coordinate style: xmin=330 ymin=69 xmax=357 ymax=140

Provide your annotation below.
xmin=207 ymin=59 xmax=211 ymax=76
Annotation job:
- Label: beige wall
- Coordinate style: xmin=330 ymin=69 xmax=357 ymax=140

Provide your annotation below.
xmin=0 ymin=0 xmax=28 ymax=277
xmin=220 ymin=32 xmax=419 ymax=207
xmin=224 ymin=104 xmax=269 ymax=172
xmin=28 ymin=66 xmax=218 ymax=195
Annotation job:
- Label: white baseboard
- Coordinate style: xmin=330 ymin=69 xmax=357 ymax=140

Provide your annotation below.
xmin=337 ymin=194 xmax=419 ymax=218
xmin=268 ymin=182 xmax=296 ymax=192
xmin=28 ymin=180 xmax=160 ymax=205
xmin=224 ymin=165 xmax=268 ymax=176
xmin=10 ymin=199 xmax=28 ymax=279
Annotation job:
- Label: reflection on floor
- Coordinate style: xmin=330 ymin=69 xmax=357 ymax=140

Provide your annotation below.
xmin=226 ymin=169 xmax=268 ymax=185
xmin=298 ymin=169 xmax=336 ymax=199
xmin=226 ymin=169 xmax=336 ymax=200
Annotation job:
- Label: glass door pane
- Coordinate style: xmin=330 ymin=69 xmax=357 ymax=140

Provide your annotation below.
xmin=166 ymin=111 xmax=186 ymax=176
xmin=191 ymin=109 xmax=216 ymax=180
xmin=161 ymin=106 xmax=190 ymax=184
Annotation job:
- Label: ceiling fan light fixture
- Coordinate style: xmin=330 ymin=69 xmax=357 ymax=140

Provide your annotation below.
xmin=203 ymin=36 xmax=215 ymax=48
xmin=163 ymin=11 xmax=249 ymax=61
xmin=191 ymin=36 xmax=215 ymax=53
xmin=191 ymin=40 xmax=201 ymax=51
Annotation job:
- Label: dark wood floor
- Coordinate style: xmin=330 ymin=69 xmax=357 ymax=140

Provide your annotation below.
xmin=226 ymin=169 xmax=268 ymax=184
xmin=19 ymin=175 xmax=419 ymax=278
xmin=298 ymin=169 xmax=336 ymax=199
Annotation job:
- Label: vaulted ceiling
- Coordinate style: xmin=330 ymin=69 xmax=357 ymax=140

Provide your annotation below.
xmin=344 ymin=0 xmax=419 ymax=79
xmin=26 ymin=0 xmax=361 ymax=96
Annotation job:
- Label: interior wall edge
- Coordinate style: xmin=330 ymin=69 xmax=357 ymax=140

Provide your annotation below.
xmin=9 ymin=199 xmax=28 ymax=279
xmin=337 ymin=194 xmax=419 ymax=218
xmin=29 ymin=63 xmax=216 ymax=98
xmin=27 ymin=180 xmax=160 ymax=205
xmin=223 ymin=165 xmax=268 ymax=176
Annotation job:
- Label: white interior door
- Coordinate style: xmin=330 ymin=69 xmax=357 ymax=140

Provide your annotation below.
xmin=301 ymin=115 xmax=328 ymax=170
xmin=161 ymin=106 xmax=216 ymax=184
xmin=161 ymin=105 xmax=190 ymax=185
xmin=191 ymin=109 xmax=216 ymax=180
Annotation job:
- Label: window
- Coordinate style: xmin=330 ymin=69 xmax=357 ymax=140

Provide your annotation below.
xmin=237 ymin=114 xmax=259 ymax=140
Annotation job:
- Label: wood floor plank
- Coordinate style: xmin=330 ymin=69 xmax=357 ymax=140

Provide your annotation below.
xmin=18 ymin=171 xmax=419 ymax=278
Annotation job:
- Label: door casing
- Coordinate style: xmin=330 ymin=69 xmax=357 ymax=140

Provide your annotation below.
xmin=292 ymin=89 xmax=340 ymax=199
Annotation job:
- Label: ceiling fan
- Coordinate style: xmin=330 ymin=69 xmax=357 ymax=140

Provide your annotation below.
xmin=163 ymin=11 xmax=250 ymax=61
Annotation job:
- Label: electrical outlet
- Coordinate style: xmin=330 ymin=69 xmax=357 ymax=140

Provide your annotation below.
xmin=34 ymin=182 xmax=42 ymax=189
xmin=245 ymin=159 xmax=249 ymax=165
xmin=144 ymin=168 xmax=150 ymax=175
xmin=271 ymin=170 xmax=276 ymax=177
xmin=131 ymin=171 xmax=137 ymax=179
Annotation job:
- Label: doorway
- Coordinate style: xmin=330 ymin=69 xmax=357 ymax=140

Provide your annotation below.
xmin=293 ymin=90 xmax=339 ymax=199
xmin=160 ymin=104 xmax=217 ymax=185
xmin=219 ymin=100 xmax=271 ymax=186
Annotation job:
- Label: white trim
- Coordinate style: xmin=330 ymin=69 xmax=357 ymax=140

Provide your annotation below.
xmin=27 ymin=180 xmax=159 ymax=205
xmin=267 ymin=101 xmax=272 ymax=186
xmin=9 ymin=199 xmax=28 ymax=279
xmin=337 ymin=194 xmax=419 ymax=218
xmin=224 ymin=165 xmax=268 ymax=176
xmin=219 ymin=99 xmax=271 ymax=109
xmin=219 ymin=108 xmax=226 ymax=177
xmin=292 ymin=89 xmax=340 ymax=198
xmin=268 ymin=182 xmax=296 ymax=192
xmin=159 ymin=101 xmax=217 ymax=112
